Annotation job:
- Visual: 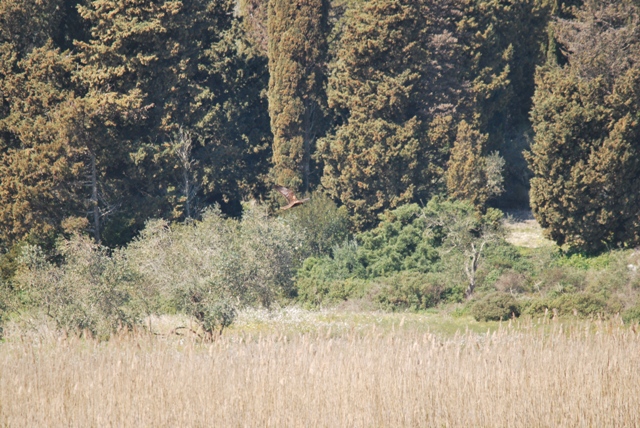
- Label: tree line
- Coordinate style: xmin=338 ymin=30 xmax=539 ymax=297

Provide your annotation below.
xmin=1 ymin=0 xmax=639 ymax=255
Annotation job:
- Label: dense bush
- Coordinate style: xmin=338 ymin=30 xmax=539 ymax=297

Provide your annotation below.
xmin=471 ymin=292 xmax=520 ymax=321
xmin=284 ymin=191 xmax=351 ymax=257
xmin=524 ymin=293 xmax=608 ymax=318
xmin=16 ymin=236 xmax=143 ymax=340
xmin=295 ymin=242 xmax=368 ymax=307
xmin=125 ymin=205 xmax=306 ymax=335
xmin=357 ymin=204 xmax=440 ymax=277
xmin=371 ymin=272 xmax=447 ymax=311
xmin=493 ymin=271 xmax=529 ymax=294
xmin=623 ymin=304 xmax=640 ymax=324
xmin=295 ymin=199 xmax=514 ymax=308
xmin=0 ymin=280 xmax=12 ymax=339
xmin=11 ymin=204 xmax=309 ymax=338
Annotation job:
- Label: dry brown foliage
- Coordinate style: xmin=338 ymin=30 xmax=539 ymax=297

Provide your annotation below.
xmin=2 ymin=318 xmax=640 ymax=426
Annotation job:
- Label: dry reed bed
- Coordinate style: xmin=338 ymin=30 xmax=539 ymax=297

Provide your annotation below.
xmin=1 ymin=321 xmax=639 ymax=427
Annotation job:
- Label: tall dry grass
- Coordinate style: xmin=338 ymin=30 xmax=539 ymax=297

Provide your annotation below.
xmin=1 ymin=320 xmax=639 ymax=427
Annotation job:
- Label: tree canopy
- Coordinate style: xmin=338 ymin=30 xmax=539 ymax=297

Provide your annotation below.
xmin=528 ymin=0 xmax=640 ymax=252
xmin=4 ymin=0 xmax=640 ymax=255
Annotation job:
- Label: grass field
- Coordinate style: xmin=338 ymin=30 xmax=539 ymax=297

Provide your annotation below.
xmin=504 ymin=209 xmax=555 ymax=249
xmin=2 ymin=311 xmax=640 ymax=427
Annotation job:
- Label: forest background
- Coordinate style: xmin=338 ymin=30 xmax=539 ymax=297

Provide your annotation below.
xmin=2 ymin=0 xmax=640 ymax=337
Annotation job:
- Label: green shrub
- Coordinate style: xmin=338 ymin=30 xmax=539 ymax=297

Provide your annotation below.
xmin=176 ymin=286 xmax=237 ymax=338
xmin=357 ymin=204 xmax=439 ymax=277
xmin=538 ymin=267 xmax=587 ymax=293
xmin=297 ymin=271 xmax=450 ymax=311
xmin=493 ymin=271 xmax=529 ymax=294
xmin=471 ymin=292 xmax=520 ymax=321
xmin=524 ymin=293 xmax=607 ymax=318
xmin=483 ymin=244 xmax=530 ymax=272
xmin=126 ymin=205 xmax=306 ymax=334
xmin=295 ymin=199 xmax=516 ymax=307
xmin=16 ymin=236 xmax=144 ymax=340
xmin=372 ymin=272 xmax=446 ymax=311
xmin=623 ymin=304 xmax=640 ymax=324
xmin=295 ymin=252 xmax=370 ymax=308
xmin=284 ymin=191 xmax=351 ymax=257
xmin=553 ymin=251 xmax=613 ymax=270
xmin=0 ymin=280 xmax=13 ymax=339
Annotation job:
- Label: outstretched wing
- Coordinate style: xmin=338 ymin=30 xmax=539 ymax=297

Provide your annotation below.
xmin=274 ymin=185 xmax=298 ymax=204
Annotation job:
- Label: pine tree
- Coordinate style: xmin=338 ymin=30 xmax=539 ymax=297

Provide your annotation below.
xmin=528 ymin=0 xmax=640 ymax=252
xmin=267 ymin=0 xmax=329 ymax=192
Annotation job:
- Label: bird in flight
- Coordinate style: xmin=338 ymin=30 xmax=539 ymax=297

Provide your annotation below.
xmin=274 ymin=185 xmax=310 ymax=210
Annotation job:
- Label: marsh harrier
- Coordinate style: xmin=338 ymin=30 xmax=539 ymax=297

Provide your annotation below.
xmin=274 ymin=185 xmax=310 ymax=210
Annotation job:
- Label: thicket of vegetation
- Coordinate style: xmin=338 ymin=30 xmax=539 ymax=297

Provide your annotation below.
xmin=2 ymin=0 xmax=640 ymax=337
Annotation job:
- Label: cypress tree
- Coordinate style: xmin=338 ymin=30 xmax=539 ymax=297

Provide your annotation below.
xmin=76 ymin=0 xmax=271 ymax=237
xmin=528 ymin=0 xmax=640 ymax=252
xmin=457 ymin=0 xmax=551 ymax=207
xmin=319 ymin=0 xmax=468 ymax=228
xmin=0 ymin=0 xmax=87 ymax=246
xmin=446 ymin=121 xmax=502 ymax=209
xmin=0 ymin=0 xmax=272 ymax=247
xmin=267 ymin=0 xmax=329 ymax=193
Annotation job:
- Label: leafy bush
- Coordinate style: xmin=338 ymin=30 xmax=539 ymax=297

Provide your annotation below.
xmin=295 ymin=242 xmax=370 ymax=308
xmin=482 ymin=244 xmax=531 ymax=274
xmin=294 ymin=203 xmax=440 ymax=307
xmin=371 ymin=272 xmax=446 ymax=311
xmin=284 ymin=191 xmax=351 ymax=257
xmin=537 ymin=267 xmax=587 ymax=293
xmin=524 ymin=293 xmax=607 ymax=318
xmin=471 ymin=292 xmax=520 ymax=321
xmin=553 ymin=251 xmax=613 ymax=271
xmin=126 ymin=205 xmax=306 ymax=335
xmin=0 ymin=280 xmax=13 ymax=339
xmin=493 ymin=271 xmax=529 ymax=294
xmin=16 ymin=235 xmax=143 ymax=340
xmin=421 ymin=198 xmax=505 ymax=297
xmin=357 ymin=203 xmax=439 ymax=277
xmin=623 ymin=304 xmax=640 ymax=324
xmin=295 ymin=199 xmax=515 ymax=307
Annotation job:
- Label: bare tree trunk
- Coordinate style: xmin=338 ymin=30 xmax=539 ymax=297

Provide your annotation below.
xmin=175 ymin=129 xmax=198 ymax=219
xmin=302 ymin=101 xmax=315 ymax=194
xmin=183 ymin=166 xmax=191 ymax=219
xmin=90 ymin=150 xmax=100 ymax=243
xmin=464 ymin=241 xmax=486 ymax=298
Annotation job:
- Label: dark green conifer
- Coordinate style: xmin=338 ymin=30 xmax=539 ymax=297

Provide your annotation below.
xmin=319 ymin=0 xmax=468 ymax=228
xmin=446 ymin=121 xmax=494 ymax=209
xmin=528 ymin=0 xmax=640 ymax=252
xmin=0 ymin=0 xmax=272 ymax=247
xmin=267 ymin=0 xmax=329 ymax=192
xmin=0 ymin=0 xmax=87 ymax=246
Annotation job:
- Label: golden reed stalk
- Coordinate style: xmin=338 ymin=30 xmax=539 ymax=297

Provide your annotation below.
xmin=1 ymin=320 xmax=639 ymax=427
